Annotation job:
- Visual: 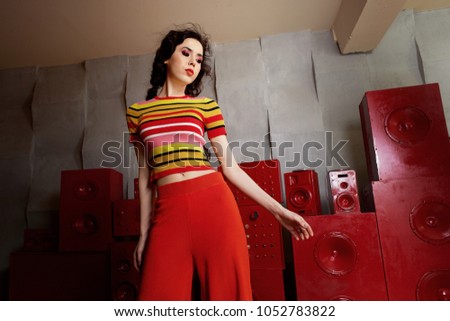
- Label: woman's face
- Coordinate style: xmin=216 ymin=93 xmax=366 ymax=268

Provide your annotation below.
xmin=165 ymin=38 xmax=204 ymax=87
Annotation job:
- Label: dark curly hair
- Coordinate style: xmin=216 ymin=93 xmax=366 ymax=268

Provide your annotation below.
xmin=146 ymin=24 xmax=212 ymax=100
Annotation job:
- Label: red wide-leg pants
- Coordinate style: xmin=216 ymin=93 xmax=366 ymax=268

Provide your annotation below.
xmin=138 ymin=172 xmax=252 ymax=301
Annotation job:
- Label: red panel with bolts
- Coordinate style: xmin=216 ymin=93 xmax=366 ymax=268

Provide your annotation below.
xmin=239 ymin=204 xmax=284 ymax=270
xmin=222 ymin=159 xmax=282 ymax=206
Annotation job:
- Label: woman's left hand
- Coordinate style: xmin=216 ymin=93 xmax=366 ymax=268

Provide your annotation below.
xmin=210 ymin=135 xmax=313 ymax=240
xmin=273 ymin=207 xmax=314 ymax=241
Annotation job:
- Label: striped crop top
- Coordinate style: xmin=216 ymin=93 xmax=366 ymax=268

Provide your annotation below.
xmin=126 ymin=96 xmax=227 ymax=181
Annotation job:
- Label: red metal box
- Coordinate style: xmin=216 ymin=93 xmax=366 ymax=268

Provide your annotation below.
xmin=59 ymin=168 xmax=123 ymax=251
xmin=292 ymin=213 xmax=388 ymax=300
xmin=372 ymin=177 xmax=450 ymax=300
xmin=328 ymin=169 xmax=361 ymax=214
xmin=359 ymin=83 xmax=450 ymax=181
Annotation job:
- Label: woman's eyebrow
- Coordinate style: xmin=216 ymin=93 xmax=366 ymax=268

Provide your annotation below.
xmin=182 ymin=46 xmax=203 ymax=57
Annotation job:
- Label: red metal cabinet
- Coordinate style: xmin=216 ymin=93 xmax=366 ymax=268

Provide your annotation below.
xmin=292 ymin=213 xmax=388 ymax=300
xmin=59 ymin=168 xmax=123 ymax=251
xmin=372 ymin=177 xmax=450 ymax=300
xmin=328 ymin=169 xmax=361 ymax=214
xmin=359 ymin=83 xmax=450 ymax=181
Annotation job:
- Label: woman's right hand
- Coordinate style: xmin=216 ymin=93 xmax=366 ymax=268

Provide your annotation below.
xmin=133 ymin=236 xmax=147 ymax=272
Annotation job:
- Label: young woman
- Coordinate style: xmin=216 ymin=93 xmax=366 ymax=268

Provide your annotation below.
xmin=126 ymin=24 xmax=313 ymax=301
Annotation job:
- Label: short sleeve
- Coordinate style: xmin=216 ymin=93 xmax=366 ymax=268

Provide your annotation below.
xmin=126 ymin=104 xmax=142 ymax=144
xmin=204 ymin=100 xmax=227 ymax=139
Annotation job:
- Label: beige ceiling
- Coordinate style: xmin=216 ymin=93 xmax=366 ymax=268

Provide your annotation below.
xmin=1 ymin=0 xmax=450 ymax=70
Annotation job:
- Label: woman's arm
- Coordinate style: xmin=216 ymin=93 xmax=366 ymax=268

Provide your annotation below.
xmin=210 ymin=135 xmax=313 ymax=241
xmin=133 ymin=142 xmax=153 ymax=271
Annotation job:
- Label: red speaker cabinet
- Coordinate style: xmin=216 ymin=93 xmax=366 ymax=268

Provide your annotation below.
xmin=223 ymin=159 xmax=282 ymax=206
xmin=372 ymin=177 xmax=450 ymax=300
xmin=9 ymin=251 xmax=110 ymax=300
xmin=359 ymin=83 xmax=450 ymax=181
xmin=59 ymin=168 xmax=123 ymax=251
xmin=328 ymin=169 xmax=361 ymax=214
xmin=111 ymin=241 xmax=140 ymax=300
xmin=250 ymin=268 xmax=285 ymax=300
xmin=113 ymin=199 xmax=140 ymax=237
xmin=239 ymin=204 xmax=284 ymax=270
xmin=284 ymin=170 xmax=322 ymax=216
xmin=292 ymin=213 xmax=388 ymax=300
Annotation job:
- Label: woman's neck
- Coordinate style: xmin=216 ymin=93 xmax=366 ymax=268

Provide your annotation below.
xmin=158 ymin=81 xmax=186 ymax=98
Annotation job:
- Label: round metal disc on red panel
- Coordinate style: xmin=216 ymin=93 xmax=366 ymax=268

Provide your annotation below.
xmin=71 ymin=213 xmax=98 ymax=234
xmin=417 ymin=270 xmax=450 ymax=301
xmin=73 ymin=181 xmax=98 ymax=201
xmin=336 ymin=193 xmax=356 ymax=211
xmin=410 ymin=199 xmax=450 ymax=244
xmin=384 ymin=107 xmax=431 ymax=145
xmin=114 ymin=282 xmax=138 ymax=301
xmin=314 ymin=232 xmax=358 ymax=276
xmin=289 ymin=188 xmax=312 ymax=209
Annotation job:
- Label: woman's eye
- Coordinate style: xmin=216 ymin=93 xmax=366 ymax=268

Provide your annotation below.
xmin=181 ymin=50 xmax=190 ymax=57
xmin=196 ymin=59 xmax=203 ymax=64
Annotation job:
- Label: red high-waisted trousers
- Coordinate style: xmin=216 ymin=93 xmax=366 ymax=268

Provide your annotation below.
xmin=138 ymin=172 xmax=252 ymax=300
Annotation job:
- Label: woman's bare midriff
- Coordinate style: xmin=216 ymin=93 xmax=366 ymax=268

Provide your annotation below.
xmin=156 ymin=169 xmax=216 ymax=186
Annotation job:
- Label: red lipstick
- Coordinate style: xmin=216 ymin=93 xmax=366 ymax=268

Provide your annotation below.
xmin=185 ymin=68 xmax=194 ymax=76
